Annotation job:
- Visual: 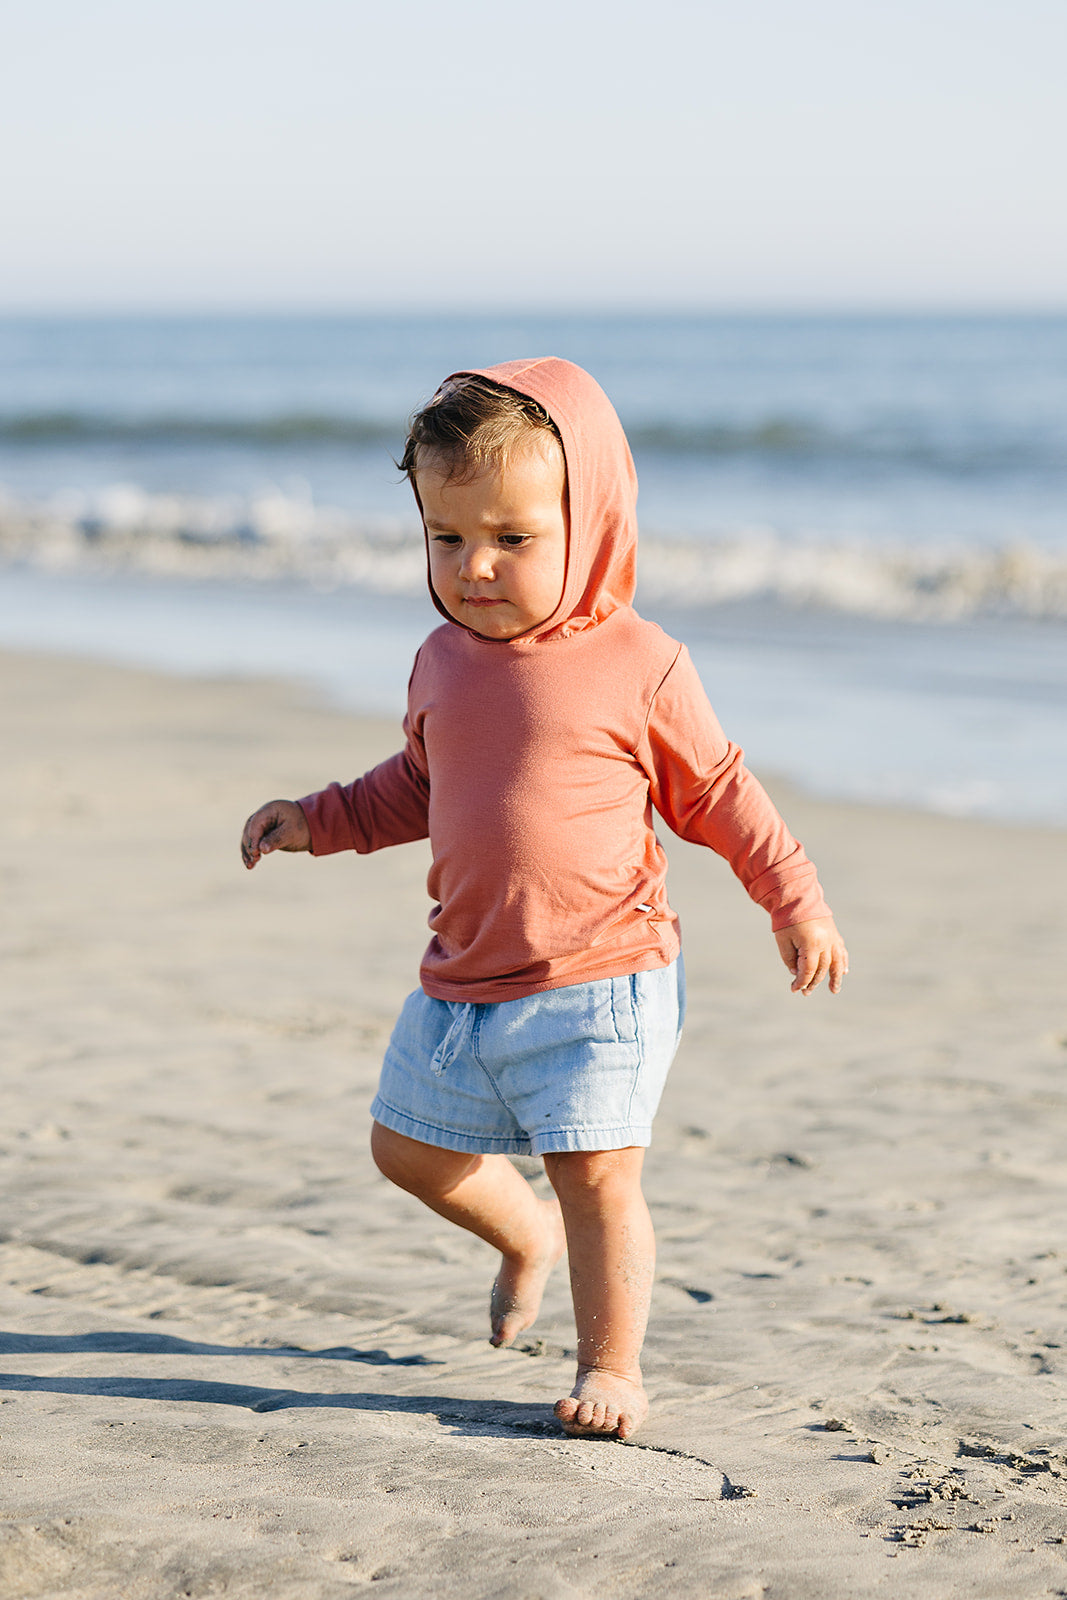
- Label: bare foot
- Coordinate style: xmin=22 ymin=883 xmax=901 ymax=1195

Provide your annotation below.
xmin=554 ymin=1365 xmax=649 ymax=1441
xmin=489 ymin=1196 xmax=566 ymax=1347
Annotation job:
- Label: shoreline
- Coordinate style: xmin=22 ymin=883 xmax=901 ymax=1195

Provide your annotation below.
xmin=5 ymin=556 xmax=1067 ymax=830
xmin=3 ymin=647 xmax=1067 ymax=1597
xmin=6 ymin=631 xmax=1067 ymax=838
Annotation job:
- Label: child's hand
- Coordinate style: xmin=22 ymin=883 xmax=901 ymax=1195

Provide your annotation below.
xmin=774 ymin=917 xmax=848 ymax=996
xmin=241 ymin=799 xmax=311 ymax=869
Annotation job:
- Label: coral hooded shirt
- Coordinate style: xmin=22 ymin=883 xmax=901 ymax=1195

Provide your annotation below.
xmin=299 ymin=358 xmax=831 ymax=1003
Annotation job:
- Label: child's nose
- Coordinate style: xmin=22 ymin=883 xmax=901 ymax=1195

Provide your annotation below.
xmin=461 ymin=544 xmax=496 ymax=581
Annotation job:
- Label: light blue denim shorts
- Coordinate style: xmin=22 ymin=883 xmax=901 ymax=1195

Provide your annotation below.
xmin=370 ymin=958 xmax=685 ymax=1156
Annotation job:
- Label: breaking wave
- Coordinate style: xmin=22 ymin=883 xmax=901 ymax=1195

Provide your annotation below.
xmin=3 ymin=483 xmax=1067 ymax=624
xmin=0 ymin=411 xmax=399 ymax=449
xmin=2 ymin=409 xmax=1065 ymax=473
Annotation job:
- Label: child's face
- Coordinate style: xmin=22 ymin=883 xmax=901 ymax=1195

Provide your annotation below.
xmin=419 ymin=435 xmax=569 ymax=640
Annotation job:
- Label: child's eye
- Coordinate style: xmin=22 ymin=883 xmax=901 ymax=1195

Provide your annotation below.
xmin=498 ymin=534 xmax=529 ymax=548
xmin=431 ymin=533 xmax=462 ymax=547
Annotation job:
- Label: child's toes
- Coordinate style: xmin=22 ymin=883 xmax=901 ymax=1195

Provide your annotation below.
xmin=591 ymin=1403 xmax=622 ymax=1434
xmin=556 ymin=1371 xmax=649 ymax=1439
xmin=488 ymin=1306 xmax=523 ymax=1348
xmin=555 ymin=1395 xmax=620 ymax=1437
xmin=554 ymin=1395 xmax=592 ymax=1433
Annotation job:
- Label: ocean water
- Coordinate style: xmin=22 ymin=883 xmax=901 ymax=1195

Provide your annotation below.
xmin=1 ymin=313 xmax=1065 ymax=823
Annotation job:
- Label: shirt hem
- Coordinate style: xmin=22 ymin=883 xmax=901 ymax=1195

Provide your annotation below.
xmin=419 ymin=935 xmax=681 ymax=1005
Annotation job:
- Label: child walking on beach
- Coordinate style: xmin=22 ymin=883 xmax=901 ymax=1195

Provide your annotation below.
xmin=241 ymin=359 xmax=847 ymax=1441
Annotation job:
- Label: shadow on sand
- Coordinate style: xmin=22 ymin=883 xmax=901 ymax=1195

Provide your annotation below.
xmin=0 ymin=1365 xmax=560 ymax=1438
xmin=0 ymin=1329 xmax=567 ymax=1440
xmin=0 ymin=1328 xmax=437 ymax=1366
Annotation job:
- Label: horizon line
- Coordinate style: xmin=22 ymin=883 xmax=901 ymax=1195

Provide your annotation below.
xmin=1 ymin=301 xmax=1066 ymax=320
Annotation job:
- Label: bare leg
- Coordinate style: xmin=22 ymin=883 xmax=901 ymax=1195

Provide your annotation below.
xmin=370 ymin=1122 xmax=565 ymax=1346
xmin=542 ymin=1146 xmax=653 ymax=1441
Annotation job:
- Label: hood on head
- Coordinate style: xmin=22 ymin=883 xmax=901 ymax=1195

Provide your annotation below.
xmin=420 ymin=357 xmax=638 ymax=643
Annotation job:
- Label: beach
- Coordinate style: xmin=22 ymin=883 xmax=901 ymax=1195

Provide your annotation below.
xmin=2 ymin=647 xmax=1066 ymax=1598
xmin=5 ymin=311 xmax=1067 ymax=832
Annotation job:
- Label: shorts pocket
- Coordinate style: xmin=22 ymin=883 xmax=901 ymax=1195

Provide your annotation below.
xmin=551 ymin=977 xmax=638 ymax=1049
xmin=609 ymin=974 xmax=638 ymax=1044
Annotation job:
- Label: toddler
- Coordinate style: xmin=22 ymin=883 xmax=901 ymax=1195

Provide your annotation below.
xmin=241 ymin=359 xmax=847 ymax=1441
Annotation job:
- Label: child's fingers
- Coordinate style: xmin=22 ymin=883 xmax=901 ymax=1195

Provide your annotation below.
xmin=776 ymin=919 xmax=848 ymax=997
xmin=796 ymin=940 xmax=852 ymax=995
xmin=240 ymin=807 xmax=280 ymax=868
xmin=828 ymin=942 xmax=850 ymax=994
xmin=240 ymin=817 xmax=264 ymax=868
xmin=258 ymin=820 xmax=291 ymax=854
xmin=241 ymin=801 xmax=310 ymax=867
xmin=792 ymin=944 xmax=829 ymax=995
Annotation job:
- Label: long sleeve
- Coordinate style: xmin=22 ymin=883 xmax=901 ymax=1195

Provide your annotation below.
xmin=636 ymin=645 xmax=831 ymax=930
xmin=298 ymin=717 xmax=430 ymax=857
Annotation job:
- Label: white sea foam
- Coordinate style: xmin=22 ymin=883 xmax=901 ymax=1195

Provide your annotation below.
xmin=638 ymin=529 xmax=1067 ymax=622
xmin=3 ymin=483 xmax=1067 ymax=625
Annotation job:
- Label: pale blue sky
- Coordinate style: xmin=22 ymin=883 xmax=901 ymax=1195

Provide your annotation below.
xmin=3 ymin=0 xmax=1065 ymax=310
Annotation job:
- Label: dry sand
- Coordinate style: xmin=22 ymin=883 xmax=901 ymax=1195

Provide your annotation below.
xmin=2 ymin=647 xmax=1067 ymax=1599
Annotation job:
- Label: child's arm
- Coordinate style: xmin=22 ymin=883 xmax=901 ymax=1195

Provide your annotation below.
xmin=638 ymin=645 xmax=848 ymax=996
xmin=241 ymin=799 xmax=311 ymax=869
xmin=243 ymin=722 xmax=430 ymax=871
xmin=774 ymin=916 xmax=849 ymax=996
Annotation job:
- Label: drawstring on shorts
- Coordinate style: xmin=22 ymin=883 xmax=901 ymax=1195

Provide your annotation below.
xmin=430 ymin=1002 xmax=476 ymax=1076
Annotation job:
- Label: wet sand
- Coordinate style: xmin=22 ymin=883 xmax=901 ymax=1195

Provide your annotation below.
xmin=2 ymin=648 xmax=1067 ymax=1598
